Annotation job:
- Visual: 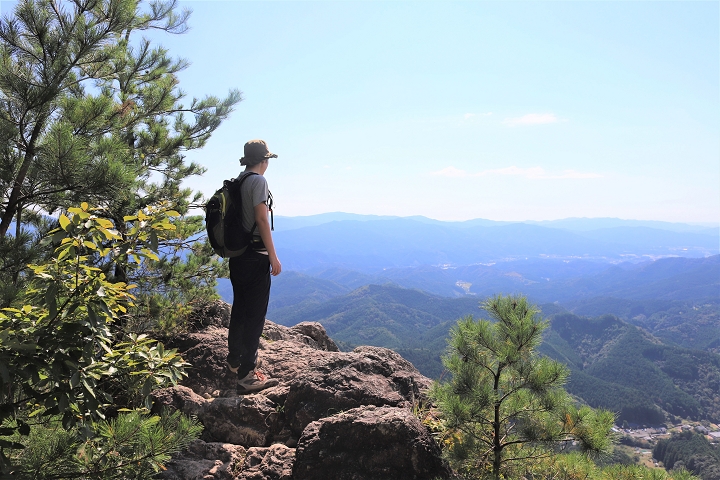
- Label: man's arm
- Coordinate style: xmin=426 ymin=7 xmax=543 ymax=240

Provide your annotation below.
xmin=254 ymin=202 xmax=281 ymax=276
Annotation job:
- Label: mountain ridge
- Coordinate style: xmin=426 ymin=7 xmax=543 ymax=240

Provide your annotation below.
xmin=275 ymin=213 xmax=717 ymax=233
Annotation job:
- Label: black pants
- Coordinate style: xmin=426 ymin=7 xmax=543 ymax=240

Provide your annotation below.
xmin=227 ymin=250 xmax=271 ymax=378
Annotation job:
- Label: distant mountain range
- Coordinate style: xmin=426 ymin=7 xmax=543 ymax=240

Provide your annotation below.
xmin=270 ymin=215 xmax=718 ymax=273
xmin=275 ymin=213 xmax=717 ymax=234
xmin=218 ymin=254 xmax=719 ymax=306
xmin=214 ymin=214 xmax=720 ymax=425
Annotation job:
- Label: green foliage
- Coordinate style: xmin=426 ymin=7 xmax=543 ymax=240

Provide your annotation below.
xmin=119 ymin=213 xmax=227 ymax=334
xmin=544 ymin=313 xmax=720 ymax=424
xmin=0 ymin=203 xmax=192 ymax=473
xmin=0 ymin=0 xmax=240 ymax=314
xmin=569 ymin=297 xmax=720 ymax=353
xmin=520 ymin=452 xmax=699 ymax=480
xmin=430 ymin=295 xmax=615 ymax=480
xmin=11 ymin=410 xmax=202 ymax=479
xmin=653 ymin=431 xmax=720 ymax=480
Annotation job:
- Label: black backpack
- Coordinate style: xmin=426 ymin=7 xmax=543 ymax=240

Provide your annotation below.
xmin=205 ymin=173 xmax=258 ymax=258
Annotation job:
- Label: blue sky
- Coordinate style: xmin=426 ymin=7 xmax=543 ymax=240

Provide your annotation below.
xmin=2 ymin=0 xmax=719 ymax=223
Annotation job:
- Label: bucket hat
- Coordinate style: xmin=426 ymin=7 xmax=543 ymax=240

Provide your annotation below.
xmin=240 ymin=139 xmax=278 ymax=166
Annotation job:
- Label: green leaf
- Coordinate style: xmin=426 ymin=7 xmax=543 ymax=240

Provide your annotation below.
xmin=46 ymin=283 xmax=58 ymax=318
xmin=87 ymin=306 xmax=99 ymax=326
xmin=61 ymin=412 xmax=75 ymax=430
xmin=28 ymin=408 xmax=44 ymax=418
xmin=96 ymin=218 xmax=113 ymax=228
xmin=81 ymin=378 xmax=96 ymax=399
xmin=70 ymin=371 xmax=80 ymax=388
xmin=58 ymin=394 xmax=69 ymax=412
xmin=59 ymin=214 xmax=71 ymax=231
xmin=141 ymin=249 xmax=159 ymax=261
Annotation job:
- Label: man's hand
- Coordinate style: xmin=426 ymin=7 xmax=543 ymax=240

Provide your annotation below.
xmin=269 ymin=255 xmax=282 ymax=276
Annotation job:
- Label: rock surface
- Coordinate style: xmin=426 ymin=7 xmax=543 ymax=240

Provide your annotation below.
xmin=156 ymin=301 xmax=447 ymax=479
xmin=293 ymin=405 xmax=450 ymax=480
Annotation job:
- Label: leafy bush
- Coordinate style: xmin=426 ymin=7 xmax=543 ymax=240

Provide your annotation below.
xmin=0 ymin=203 xmax=199 ymax=474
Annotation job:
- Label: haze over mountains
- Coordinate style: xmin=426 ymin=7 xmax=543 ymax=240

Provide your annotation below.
xmin=269 ymin=213 xmax=717 ymax=274
xmin=220 ymin=213 xmax=718 ymax=303
xmin=216 ymin=213 xmax=720 ymax=425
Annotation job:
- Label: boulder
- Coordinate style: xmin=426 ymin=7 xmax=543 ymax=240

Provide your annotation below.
xmin=281 ymin=346 xmax=430 ymax=435
xmin=293 ymin=405 xmax=450 ymax=480
xmin=160 ymin=441 xmax=294 ymax=480
xmin=153 ymin=386 xmax=282 ymax=446
xmin=159 ymin=440 xmax=246 ymax=480
xmin=152 ymin=384 xmax=206 ymax=417
xmin=186 ymin=300 xmax=232 ymax=329
xmin=165 ymin=321 xmax=339 ymax=397
xmin=165 ymin=327 xmax=236 ymax=397
xmin=158 ymin=306 xmax=448 ymax=479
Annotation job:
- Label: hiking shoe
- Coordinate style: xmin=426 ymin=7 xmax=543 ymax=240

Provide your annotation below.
xmin=227 ymin=357 xmax=262 ymax=375
xmin=237 ymin=370 xmax=278 ymax=395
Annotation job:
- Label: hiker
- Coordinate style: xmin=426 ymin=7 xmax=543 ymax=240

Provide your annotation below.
xmin=227 ymin=139 xmax=282 ymax=394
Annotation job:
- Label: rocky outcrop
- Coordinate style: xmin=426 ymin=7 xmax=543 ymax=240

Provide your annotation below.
xmin=155 ymin=301 xmax=449 ymax=479
xmin=161 ymin=440 xmax=247 ymax=480
xmin=293 ymin=405 xmax=448 ymax=480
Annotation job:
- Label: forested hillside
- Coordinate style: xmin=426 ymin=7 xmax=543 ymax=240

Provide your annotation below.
xmin=542 ymin=314 xmax=720 ymax=424
xmin=256 ymin=279 xmax=720 ymax=425
xmin=567 ymin=297 xmax=720 ymax=352
xmin=653 ymin=431 xmax=720 ymax=480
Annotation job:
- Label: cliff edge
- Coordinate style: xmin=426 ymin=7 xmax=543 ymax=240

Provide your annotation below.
xmin=153 ymin=301 xmax=450 ymax=480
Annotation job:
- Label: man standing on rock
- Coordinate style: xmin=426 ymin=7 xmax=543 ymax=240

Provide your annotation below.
xmin=227 ymin=139 xmax=281 ymax=394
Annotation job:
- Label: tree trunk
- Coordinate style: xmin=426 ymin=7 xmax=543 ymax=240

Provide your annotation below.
xmin=0 ymin=120 xmax=44 ymax=237
xmin=493 ymin=369 xmax=502 ymax=480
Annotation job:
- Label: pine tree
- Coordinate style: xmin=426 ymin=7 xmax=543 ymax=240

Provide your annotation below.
xmin=431 ymin=294 xmax=616 ymax=479
xmin=0 ymin=0 xmax=240 ymax=307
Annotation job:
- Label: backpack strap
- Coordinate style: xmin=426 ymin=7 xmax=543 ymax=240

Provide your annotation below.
xmin=267 ymin=190 xmax=274 ymax=231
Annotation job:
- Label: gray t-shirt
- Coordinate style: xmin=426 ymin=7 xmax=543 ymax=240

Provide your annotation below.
xmin=237 ymin=171 xmax=269 ymax=247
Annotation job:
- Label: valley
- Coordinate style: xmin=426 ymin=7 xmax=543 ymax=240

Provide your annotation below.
xmin=217 ymin=214 xmax=720 ymax=475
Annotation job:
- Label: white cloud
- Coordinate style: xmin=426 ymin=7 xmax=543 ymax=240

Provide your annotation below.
xmin=464 ymin=113 xmax=476 ymax=119
xmin=431 ymin=165 xmax=602 ymax=180
xmin=503 ymin=113 xmax=560 ymax=127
